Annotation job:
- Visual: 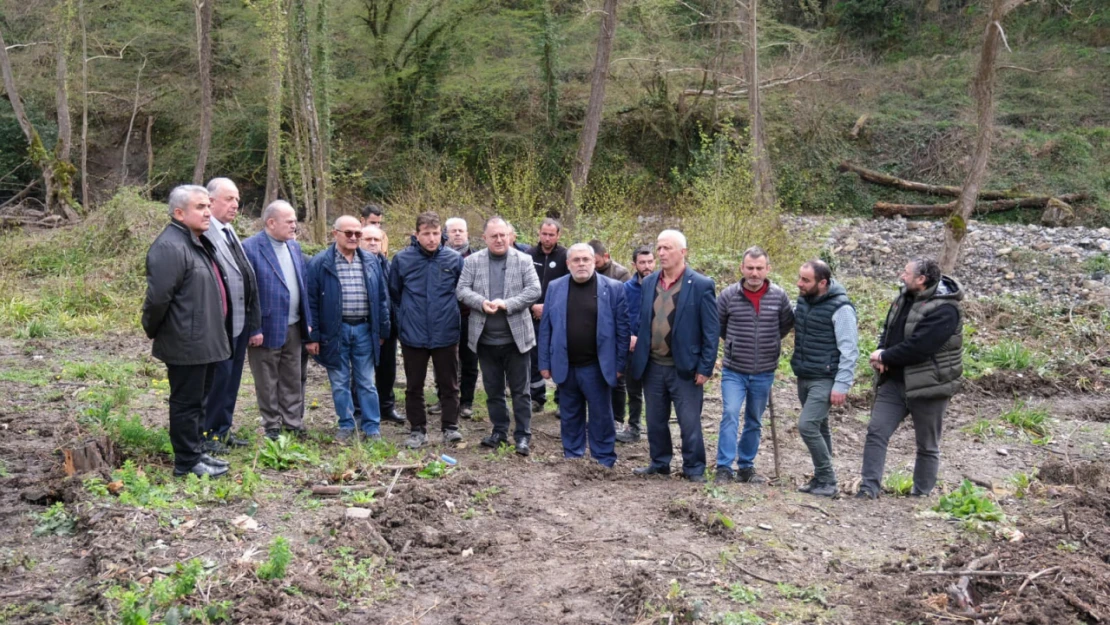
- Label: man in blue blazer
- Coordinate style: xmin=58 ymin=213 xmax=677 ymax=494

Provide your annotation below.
xmin=307 ymin=215 xmax=391 ymax=443
xmin=629 ymin=230 xmax=719 ymax=482
xmin=241 ymin=200 xmax=315 ymax=440
xmin=539 ymin=244 xmax=630 ymax=467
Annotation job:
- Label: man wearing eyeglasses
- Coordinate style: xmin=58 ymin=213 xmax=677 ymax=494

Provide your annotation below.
xmin=306 ymin=216 xmax=391 ymax=443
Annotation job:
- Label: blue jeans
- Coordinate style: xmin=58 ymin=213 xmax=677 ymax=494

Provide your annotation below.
xmin=559 ymin=362 xmax=617 ymax=467
xmin=643 ymin=362 xmax=706 ymax=477
xmin=716 ymin=368 xmax=775 ymax=471
xmin=325 ymin=322 xmax=381 ymax=434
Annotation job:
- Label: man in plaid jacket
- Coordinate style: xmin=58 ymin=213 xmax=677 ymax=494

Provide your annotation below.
xmin=456 ymin=217 xmax=542 ymax=455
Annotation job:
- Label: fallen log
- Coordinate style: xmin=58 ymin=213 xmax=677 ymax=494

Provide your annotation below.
xmin=840 ymin=161 xmax=1022 ymax=199
xmin=873 ymin=193 xmax=1088 ymax=218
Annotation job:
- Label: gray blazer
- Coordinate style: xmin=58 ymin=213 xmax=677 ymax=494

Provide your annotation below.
xmin=457 ymin=248 xmax=541 ymax=354
xmin=203 ymin=220 xmax=260 ymax=338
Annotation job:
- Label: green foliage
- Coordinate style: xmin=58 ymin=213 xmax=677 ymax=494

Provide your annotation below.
xmin=775 ymin=583 xmax=827 ymax=606
xmin=1008 ymin=470 xmax=1037 ymax=499
xmin=722 ymin=582 xmax=762 ymax=604
xmin=113 ymin=461 xmax=175 ymax=509
xmin=33 ymin=502 xmax=76 ymax=537
xmin=718 ymin=611 xmax=765 ymax=625
xmin=964 ymin=418 xmax=1004 ymax=438
xmin=831 ymin=0 xmax=917 ymax=50
xmin=344 ymin=490 xmax=377 ymax=505
xmin=258 ymin=435 xmax=312 ymax=470
xmin=257 ymin=536 xmax=292 ymax=581
xmin=482 ymin=442 xmax=516 ymax=462
xmin=979 ymin=340 xmax=1043 ymax=371
xmin=470 ymin=486 xmax=502 ymax=504
xmin=105 ymin=559 xmax=220 ymax=625
xmin=1084 ymin=254 xmax=1110 ymax=274
xmin=934 ymin=480 xmax=1004 ymax=523
xmin=417 ymin=460 xmax=451 ymax=479
xmin=1000 ymin=401 xmax=1050 ymax=438
xmin=883 ymin=470 xmax=914 ymax=497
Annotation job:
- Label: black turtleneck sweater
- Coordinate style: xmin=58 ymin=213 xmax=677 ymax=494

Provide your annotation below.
xmin=566 ymin=273 xmax=599 ymax=366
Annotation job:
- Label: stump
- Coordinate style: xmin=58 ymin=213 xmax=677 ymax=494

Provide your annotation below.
xmin=62 ymin=436 xmax=120 ymax=476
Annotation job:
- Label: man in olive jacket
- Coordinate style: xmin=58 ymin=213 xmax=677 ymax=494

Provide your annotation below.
xmin=141 ymin=185 xmax=232 ymax=479
xmin=858 ymin=257 xmax=963 ymax=499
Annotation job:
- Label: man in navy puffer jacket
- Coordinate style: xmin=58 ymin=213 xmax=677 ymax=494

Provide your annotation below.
xmin=389 ymin=212 xmax=465 ymax=449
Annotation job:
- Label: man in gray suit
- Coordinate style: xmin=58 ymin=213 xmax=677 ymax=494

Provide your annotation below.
xmin=457 ymin=217 xmax=541 ymax=455
xmin=200 ymin=178 xmax=261 ymax=453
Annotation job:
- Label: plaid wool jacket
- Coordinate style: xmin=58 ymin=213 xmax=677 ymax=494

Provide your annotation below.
xmin=456 ymin=248 xmax=541 ymax=354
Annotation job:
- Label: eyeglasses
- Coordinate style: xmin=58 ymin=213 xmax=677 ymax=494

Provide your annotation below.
xmin=337 ymin=230 xmax=363 ymax=239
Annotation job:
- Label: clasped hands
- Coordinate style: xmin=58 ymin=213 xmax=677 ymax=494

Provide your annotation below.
xmin=869 ymin=349 xmax=886 ymax=374
xmin=482 ymin=299 xmax=508 ymax=315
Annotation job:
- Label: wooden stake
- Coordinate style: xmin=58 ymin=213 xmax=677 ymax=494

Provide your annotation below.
xmin=768 ymin=393 xmax=781 ymax=480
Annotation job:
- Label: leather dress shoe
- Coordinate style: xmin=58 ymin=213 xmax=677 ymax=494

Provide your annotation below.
xmin=515 ymin=436 xmax=531 ymax=456
xmin=174 ymin=461 xmax=229 ymax=479
xmin=633 ymin=465 xmax=671 ymax=476
xmin=200 ymin=453 xmax=229 ymax=468
xmin=381 ymin=410 xmax=407 ymax=425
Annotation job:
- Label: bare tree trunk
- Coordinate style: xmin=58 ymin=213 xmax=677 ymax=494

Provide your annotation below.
xmin=55 ymin=24 xmax=73 ymax=161
xmin=740 ymin=0 xmax=775 ymax=210
xmin=563 ymin=0 xmax=619 ymax=225
xmin=940 ymin=0 xmax=1027 ymax=273
xmin=0 ymin=26 xmax=78 ymax=221
xmin=192 ymin=0 xmax=214 ymax=185
xmin=121 ymin=57 xmax=147 ymax=183
xmin=292 ymin=0 xmax=327 ymax=242
xmin=260 ymin=0 xmax=286 ymax=206
xmin=145 ymin=114 xmax=155 ymax=195
xmin=79 ymin=0 xmax=89 ymax=208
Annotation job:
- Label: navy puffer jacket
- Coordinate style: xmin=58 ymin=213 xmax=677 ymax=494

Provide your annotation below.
xmin=388 ymin=237 xmax=465 ymax=349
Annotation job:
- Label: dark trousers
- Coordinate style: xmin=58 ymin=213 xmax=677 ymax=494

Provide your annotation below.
xmin=559 ymin=362 xmax=617 ymax=467
xmin=529 ymin=319 xmax=547 ymax=406
xmin=625 ymin=358 xmax=644 ymax=430
xmin=459 ymin=322 xmax=479 ymax=407
xmin=353 ymin=334 xmax=397 ymax=419
xmin=402 ymin=343 xmax=459 ymax=432
xmin=643 ymin=362 xmax=706 ymax=477
xmin=478 ymin=342 xmax=532 ymax=440
xmin=861 ymin=379 xmax=949 ymax=496
xmin=611 ymin=367 xmax=627 ymax=423
xmin=203 ymin=330 xmax=248 ymax=439
xmin=797 ymin=377 xmax=836 ymax=484
xmin=166 ymin=362 xmax=215 ymax=472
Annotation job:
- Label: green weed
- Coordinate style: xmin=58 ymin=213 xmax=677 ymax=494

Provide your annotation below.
xmin=482 ymin=442 xmax=516 ymax=462
xmin=344 ymin=490 xmax=377 ymax=505
xmin=113 ymin=461 xmax=175 ymax=509
xmin=965 ymin=418 xmax=1005 ymax=438
xmin=257 ymin=536 xmax=292 ymax=581
xmin=883 ymin=471 xmax=914 ymax=496
xmin=1008 ymin=470 xmax=1038 ymax=498
xmin=1084 ymin=253 xmax=1110 ymax=273
xmin=33 ymin=502 xmax=76 ymax=537
xmin=718 ymin=611 xmax=766 ymax=625
xmin=979 ymin=340 xmax=1042 ymax=370
xmin=934 ymin=480 xmax=1004 ymax=523
xmin=417 ymin=460 xmax=451 ymax=479
xmin=775 ymin=583 xmax=827 ymax=606
xmin=259 ymin=435 xmax=312 ymax=470
xmin=470 ymin=486 xmax=502 ymax=504
xmin=722 ymin=582 xmax=762 ymax=604
xmin=105 ymin=558 xmax=222 ymax=625
xmin=0 ymin=460 xmax=8 ymax=477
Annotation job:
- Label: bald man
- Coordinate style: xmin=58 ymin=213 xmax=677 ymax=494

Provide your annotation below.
xmin=306 ymin=216 xmax=391 ymax=442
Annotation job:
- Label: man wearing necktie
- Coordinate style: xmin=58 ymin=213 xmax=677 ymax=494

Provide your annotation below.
xmin=201 ymin=178 xmax=261 ymax=452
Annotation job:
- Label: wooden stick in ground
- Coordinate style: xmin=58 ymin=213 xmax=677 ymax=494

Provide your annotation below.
xmin=947 ymin=553 xmax=998 ymax=611
xmin=1016 ymin=566 xmax=1061 ymax=596
xmin=384 ymin=468 xmax=403 ymax=499
xmin=768 ymin=393 xmax=780 ymax=480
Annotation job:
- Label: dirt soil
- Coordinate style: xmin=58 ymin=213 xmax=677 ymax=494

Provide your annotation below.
xmin=1 ymin=333 xmax=1108 ymax=624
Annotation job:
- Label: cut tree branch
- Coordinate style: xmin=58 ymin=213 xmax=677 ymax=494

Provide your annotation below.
xmin=873 ymin=193 xmax=1088 ymax=218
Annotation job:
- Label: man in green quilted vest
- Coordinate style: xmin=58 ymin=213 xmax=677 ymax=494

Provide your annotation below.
xmin=857 ymin=257 xmax=963 ymax=500
xmin=791 ymin=260 xmax=858 ymax=498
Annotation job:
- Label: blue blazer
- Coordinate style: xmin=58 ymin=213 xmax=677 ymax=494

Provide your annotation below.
xmin=241 ymin=232 xmax=312 ymax=349
xmin=630 ymin=266 xmax=719 ymax=381
xmin=538 ymin=274 xmax=630 ymax=387
xmin=306 ymin=244 xmax=391 ymax=370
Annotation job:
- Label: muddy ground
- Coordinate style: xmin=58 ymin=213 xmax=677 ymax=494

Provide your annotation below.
xmin=1 ymin=333 xmax=1108 ymax=625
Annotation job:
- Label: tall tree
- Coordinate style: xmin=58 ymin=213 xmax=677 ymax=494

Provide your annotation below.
xmin=314 ymin=0 xmax=333 ymax=159
xmin=79 ymin=0 xmax=89 ymax=208
xmin=192 ymin=0 xmax=214 ymax=185
xmin=254 ymin=0 xmax=287 ymax=205
xmin=940 ymin=0 xmax=1027 ymax=272
xmin=563 ymin=0 xmax=619 ymax=225
xmin=538 ymin=0 xmax=558 ymax=135
xmin=740 ymin=0 xmax=775 ymax=211
xmin=291 ymin=0 xmax=328 ymax=242
xmin=0 ymin=26 xmax=80 ymax=220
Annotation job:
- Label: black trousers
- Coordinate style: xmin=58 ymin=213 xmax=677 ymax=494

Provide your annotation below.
xmin=459 ymin=322 xmax=479 ymax=407
xmin=203 ymin=330 xmax=248 ymax=438
xmin=478 ymin=342 xmax=532 ymax=440
xmin=166 ymin=362 xmax=216 ymax=472
xmin=402 ymin=343 xmax=460 ymax=432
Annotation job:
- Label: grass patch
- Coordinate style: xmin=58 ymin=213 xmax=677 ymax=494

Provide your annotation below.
xmin=776 ymin=583 xmax=828 ymax=607
xmin=718 ymin=611 xmax=765 ymax=625
xmin=1000 ymin=400 xmax=1051 ymax=438
xmin=965 ymin=418 xmax=1005 ymax=438
xmin=720 ymin=582 xmax=762 ymax=605
xmin=978 ymin=340 xmax=1043 ymax=371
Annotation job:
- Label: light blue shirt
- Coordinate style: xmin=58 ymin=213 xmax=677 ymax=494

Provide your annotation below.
xmin=267 ymin=234 xmax=300 ymax=326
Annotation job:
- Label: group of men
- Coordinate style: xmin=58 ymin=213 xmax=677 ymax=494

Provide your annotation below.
xmin=143 ymin=182 xmax=964 ymax=502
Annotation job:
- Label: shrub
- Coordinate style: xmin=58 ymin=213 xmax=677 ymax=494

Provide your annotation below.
xmin=257 ymin=536 xmax=292 ymax=581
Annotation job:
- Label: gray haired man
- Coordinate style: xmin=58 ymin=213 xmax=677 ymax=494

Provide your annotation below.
xmin=200 ymin=178 xmax=260 ymax=453
xmin=142 ymin=185 xmax=231 ymax=478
